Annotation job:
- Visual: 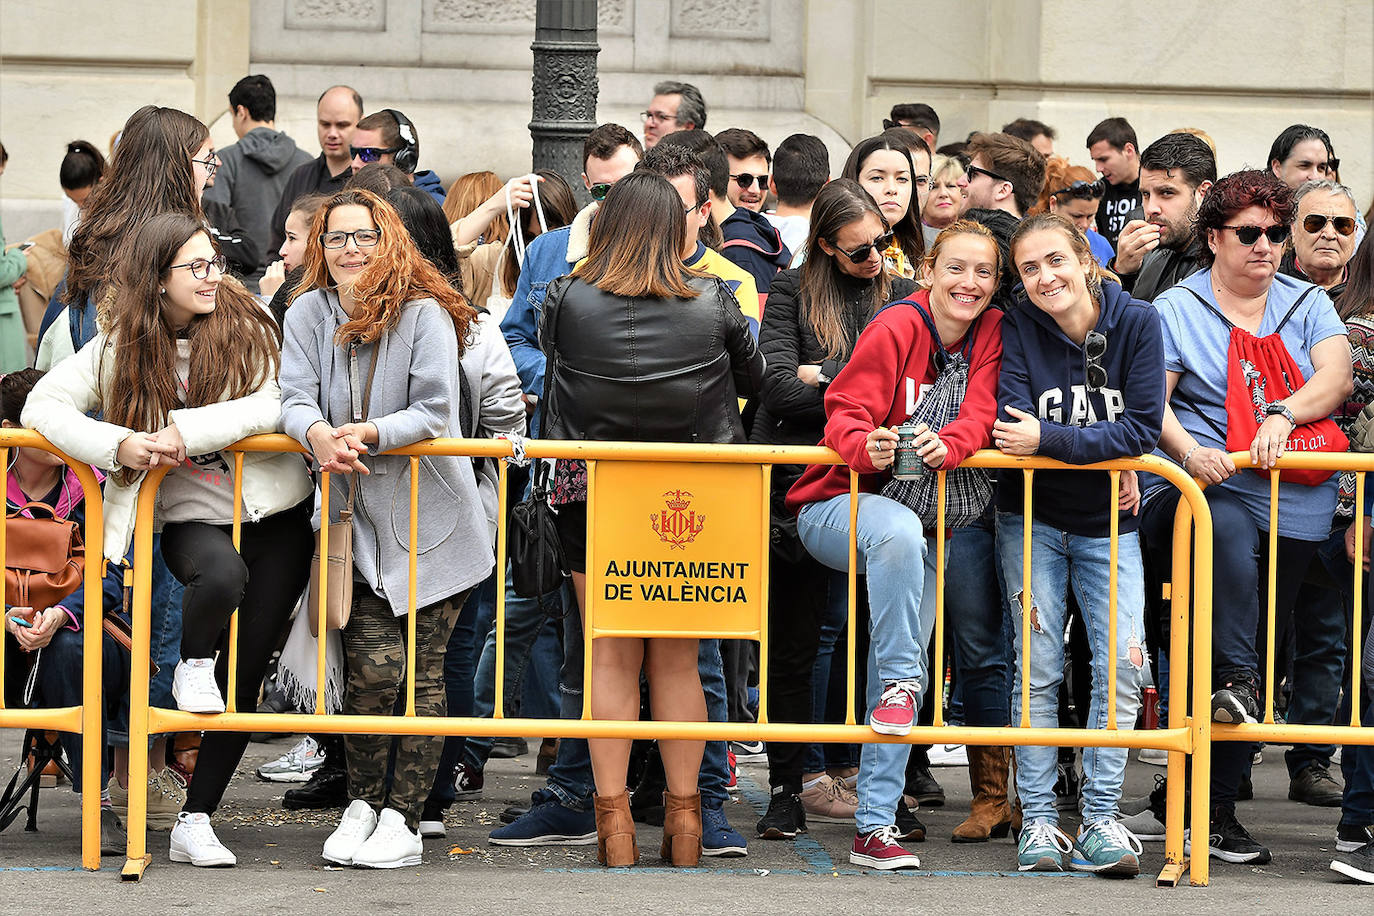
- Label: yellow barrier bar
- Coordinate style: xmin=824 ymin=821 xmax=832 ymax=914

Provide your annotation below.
xmin=494 ymin=459 xmax=509 ymax=719
xmin=226 ymin=452 xmax=243 ymax=714
xmin=933 ymin=470 xmax=946 ymax=728
xmin=1187 ymin=486 xmax=1214 ymax=889
xmin=756 ymin=464 xmax=772 ymax=725
xmin=406 ymin=457 xmax=418 ymax=716
xmin=1214 ymin=722 xmax=1374 ymax=745
xmin=1019 ymin=469 xmax=1033 ymax=729
xmin=1107 ymin=470 xmax=1120 ymax=730
xmin=1354 ymin=471 xmax=1365 ymax=728
xmin=1264 ymin=472 xmax=1279 ymax=724
xmin=581 ymin=459 xmax=596 ymax=721
xmin=845 ymin=470 xmax=858 ymax=726
xmin=315 ymin=472 xmax=330 ymax=714
xmin=1161 ymin=498 xmax=1194 ymax=881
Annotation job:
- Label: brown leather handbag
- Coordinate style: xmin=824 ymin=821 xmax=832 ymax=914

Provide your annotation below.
xmin=4 ymin=502 xmax=84 ymax=612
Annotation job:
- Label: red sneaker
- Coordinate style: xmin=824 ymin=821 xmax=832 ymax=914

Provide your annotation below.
xmin=869 ymin=680 xmax=918 ymax=736
xmin=850 ymin=825 xmax=921 ymax=870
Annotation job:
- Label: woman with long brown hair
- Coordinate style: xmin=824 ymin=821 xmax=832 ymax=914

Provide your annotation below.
xmin=281 ymin=189 xmax=494 ymax=869
xmin=751 ymin=178 xmax=917 ymax=838
xmin=23 ymin=211 xmax=315 ymax=867
xmin=841 ymin=135 xmax=926 ymax=279
xmin=538 ymin=171 xmax=763 ymax=868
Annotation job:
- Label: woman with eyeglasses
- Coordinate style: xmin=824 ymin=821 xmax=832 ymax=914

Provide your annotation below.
xmin=1030 ymin=158 xmax=1115 ymax=267
xmin=1282 ymin=180 xmax=1359 ymax=296
xmin=920 ymin=155 xmax=969 ymax=246
xmin=991 ymin=213 xmax=1163 ymax=875
xmin=23 ymin=211 xmax=314 ymax=867
xmin=280 ymin=189 xmax=492 ymax=869
xmin=786 ymin=220 xmax=1003 ymax=870
xmin=1135 ymin=170 xmax=1352 ymax=866
xmin=538 ymin=172 xmax=763 ymax=868
xmin=841 ymin=135 xmax=926 ymax=279
xmin=750 ymin=179 xmax=919 ymax=839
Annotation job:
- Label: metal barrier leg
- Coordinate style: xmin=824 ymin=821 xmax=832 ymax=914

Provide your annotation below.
xmin=1186 ymin=490 xmax=1214 ymax=887
xmin=1157 ymin=499 xmax=1195 ymax=887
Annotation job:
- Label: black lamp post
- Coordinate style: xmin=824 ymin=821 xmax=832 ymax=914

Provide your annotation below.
xmin=530 ymin=0 xmax=600 ymax=208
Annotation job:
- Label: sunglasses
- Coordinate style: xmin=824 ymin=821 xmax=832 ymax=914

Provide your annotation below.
xmin=1302 ymin=214 xmax=1357 ymax=237
xmin=320 ymin=228 xmax=383 ymax=249
xmin=589 ymin=182 xmax=613 ymax=202
xmin=1052 ymin=180 xmax=1105 ymax=200
xmin=966 ymin=163 xmax=1010 ymax=185
xmin=350 ymin=146 xmax=399 ymax=164
xmin=1220 ymin=224 xmax=1291 ymax=246
xmin=169 ymin=254 xmax=227 ymax=280
xmin=730 ymin=172 xmax=769 ymax=190
xmin=640 ymin=110 xmax=675 ymax=125
xmin=1084 ymin=330 xmax=1108 ymax=392
xmin=832 ymin=231 xmax=894 ymax=264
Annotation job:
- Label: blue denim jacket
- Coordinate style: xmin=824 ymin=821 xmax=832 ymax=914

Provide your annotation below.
xmin=500 ymin=222 xmax=578 ymax=437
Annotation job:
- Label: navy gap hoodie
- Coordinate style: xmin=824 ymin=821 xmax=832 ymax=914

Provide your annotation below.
xmin=996 ymin=279 xmax=1165 ymax=536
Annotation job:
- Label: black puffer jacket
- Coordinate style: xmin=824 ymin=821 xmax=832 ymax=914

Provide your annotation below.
xmin=539 ymin=274 xmax=763 ymax=444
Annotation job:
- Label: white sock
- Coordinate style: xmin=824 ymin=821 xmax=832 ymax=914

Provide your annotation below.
xmin=802 ymin=775 xmax=827 ymax=791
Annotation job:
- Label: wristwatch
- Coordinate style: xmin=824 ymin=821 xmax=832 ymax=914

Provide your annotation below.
xmin=1265 ymin=402 xmax=1296 ymax=428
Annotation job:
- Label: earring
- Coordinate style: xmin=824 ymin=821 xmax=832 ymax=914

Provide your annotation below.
xmin=159 ymin=288 xmax=166 ymax=294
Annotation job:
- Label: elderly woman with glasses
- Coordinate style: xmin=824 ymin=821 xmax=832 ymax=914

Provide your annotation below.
xmin=1134 ymin=170 xmax=1352 ymax=867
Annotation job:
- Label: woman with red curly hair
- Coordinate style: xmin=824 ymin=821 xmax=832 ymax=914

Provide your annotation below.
xmin=280 ymin=189 xmax=494 ymax=869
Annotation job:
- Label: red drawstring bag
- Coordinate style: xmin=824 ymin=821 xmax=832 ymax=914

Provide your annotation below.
xmin=1183 ymin=287 xmax=1346 ymax=486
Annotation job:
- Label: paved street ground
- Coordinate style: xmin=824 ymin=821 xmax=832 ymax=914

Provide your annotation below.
xmin=0 ymin=729 xmax=1368 ymax=913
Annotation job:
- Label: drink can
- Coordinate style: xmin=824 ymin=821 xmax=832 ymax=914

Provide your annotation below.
xmin=892 ymin=422 xmax=925 ymax=480
xmin=1142 ymin=685 xmax=1160 ymax=730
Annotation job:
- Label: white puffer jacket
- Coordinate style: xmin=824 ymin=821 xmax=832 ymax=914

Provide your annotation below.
xmin=22 ymin=332 xmax=312 ymax=562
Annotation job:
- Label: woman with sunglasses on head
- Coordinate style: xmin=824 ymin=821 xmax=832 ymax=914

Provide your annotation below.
xmin=1134 ymin=170 xmax=1352 ymax=867
xmin=841 ymin=135 xmax=926 ymax=279
xmin=786 ymin=220 xmax=1003 ymax=870
xmin=280 ymin=189 xmax=493 ymax=870
xmin=1031 ymin=158 xmax=1115 ymax=268
xmin=751 ymin=179 xmax=919 ymax=840
xmin=992 ymin=213 xmax=1164 ymax=876
xmin=1282 ymin=180 xmax=1359 ymax=297
xmin=23 ymin=212 xmax=315 ymax=867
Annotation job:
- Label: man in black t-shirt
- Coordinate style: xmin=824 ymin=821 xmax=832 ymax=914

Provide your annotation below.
xmin=1086 ymin=117 xmax=1142 ymax=248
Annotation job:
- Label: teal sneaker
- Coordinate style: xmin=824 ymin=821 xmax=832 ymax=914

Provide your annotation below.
xmin=1071 ymin=818 xmax=1143 ymax=876
xmin=1017 ymin=819 xmax=1072 ymax=872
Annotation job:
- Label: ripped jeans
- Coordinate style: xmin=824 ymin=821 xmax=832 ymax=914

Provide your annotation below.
xmin=996 ymin=513 xmax=1148 ymax=826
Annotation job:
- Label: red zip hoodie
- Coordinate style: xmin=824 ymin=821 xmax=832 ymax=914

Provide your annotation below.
xmin=785 ymin=289 xmax=1003 ymax=514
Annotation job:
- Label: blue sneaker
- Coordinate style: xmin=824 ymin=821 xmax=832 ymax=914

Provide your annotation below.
xmin=701 ymin=803 xmax=748 ymax=857
xmin=1071 ymin=818 xmax=1143 ymax=876
xmin=488 ymin=790 xmax=596 ymax=846
xmin=1017 ymin=819 xmax=1072 ymax=872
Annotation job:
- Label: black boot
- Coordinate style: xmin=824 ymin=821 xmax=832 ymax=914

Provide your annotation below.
xmin=283 ymin=735 xmax=347 ymax=810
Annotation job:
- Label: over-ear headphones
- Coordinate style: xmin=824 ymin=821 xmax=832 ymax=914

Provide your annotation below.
xmin=384 ymin=108 xmax=419 ymax=174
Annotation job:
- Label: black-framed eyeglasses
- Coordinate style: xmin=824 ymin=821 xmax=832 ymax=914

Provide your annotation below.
xmin=966 ymin=163 xmax=1010 ymax=185
xmin=730 ymin=173 xmax=769 ymax=190
xmin=1052 ymin=180 xmax=1105 ymax=201
xmin=1084 ymin=330 xmax=1108 ymax=392
xmin=168 ymin=254 xmax=227 ymax=280
xmin=320 ymin=228 xmax=383 ymax=249
xmin=640 ymin=110 xmax=675 ymax=125
xmin=684 ymin=200 xmax=703 ymax=216
xmin=831 ymin=231 xmax=894 ymax=264
xmin=350 ymin=146 xmax=399 ymax=164
xmin=192 ymin=155 xmax=219 ymax=178
xmin=1220 ymin=224 xmax=1290 ymax=246
xmin=1302 ymin=214 xmax=1357 ymax=237
xmin=589 ymin=182 xmax=613 ymax=202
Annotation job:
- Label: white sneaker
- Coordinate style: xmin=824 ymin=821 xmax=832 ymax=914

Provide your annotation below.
xmin=418 ymin=818 xmax=446 ymax=839
xmin=169 ymin=812 xmax=236 ymax=867
xmin=172 ymin=658 xmax=225 ymax=714
xmin=351 ymin=808 xmax=423 ymax=869
xmin=1137 ymin=747 xmax=1168 ymax=766
xmin=257 ymin=736 xmax=325 ymax=783
xmin=927 ymin=744 xmax=968 ymax=767
xmin=322 ymin=799 xmax=378 ymax=865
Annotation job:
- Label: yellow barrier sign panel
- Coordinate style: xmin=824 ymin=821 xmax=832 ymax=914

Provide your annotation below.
xmin=587 ymin=460 xmax=767 ymax=639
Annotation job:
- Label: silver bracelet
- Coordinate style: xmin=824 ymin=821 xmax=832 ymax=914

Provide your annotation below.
xmin=1180 ymin=444 xmax=1201 ymax=470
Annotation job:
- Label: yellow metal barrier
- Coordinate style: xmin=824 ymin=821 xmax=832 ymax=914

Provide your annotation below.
xmin=0 ymin=428 xmax=108 ymax=871
xmin=108 ymin=434 xmax=1212 ymax=885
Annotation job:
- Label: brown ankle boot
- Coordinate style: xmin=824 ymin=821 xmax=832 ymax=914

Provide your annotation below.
xmin=952 ymin=746 xmax=1012 ymax=843
xmin=660 ymin=791 xmax=702 ymax=866
xmin=593 ymin=792 xmax=639 ymax=867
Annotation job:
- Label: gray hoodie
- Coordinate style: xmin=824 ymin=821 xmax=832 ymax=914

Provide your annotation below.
xmin=280 ymin=288 xmax=494 ymax=615
xmin=203 ymin=127 xmax=312 ymax=277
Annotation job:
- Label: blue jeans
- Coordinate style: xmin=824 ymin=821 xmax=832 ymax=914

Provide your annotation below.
xmin=1284 ymin=527 xmax=1352 ymax=777
xmin=944 ymin=520 xmax=1013 ymax=728
xmin=805 ymin=571 xmax=860 ymax=773
xmin=426 ymin=577 xmax=487 ymax=811
xmin=798 ymin=493 xmax=937 ymax=833
xmin=997 ymin=513 xmax=1147 ymax=825
xmin=148 ymin=534 xmax=184 ymax=713
xmin=463 ymin=571 xmax=564 ymax=770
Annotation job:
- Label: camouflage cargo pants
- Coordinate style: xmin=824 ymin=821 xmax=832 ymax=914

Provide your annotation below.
xmin=342 ymin=588 xmax=470 ymax=829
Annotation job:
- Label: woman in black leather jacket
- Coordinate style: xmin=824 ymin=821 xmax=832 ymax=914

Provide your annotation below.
xmin=538 ymin=171 xmax=763 ymax=868
xmin=750 ymin=180 xmax=919 ymax=839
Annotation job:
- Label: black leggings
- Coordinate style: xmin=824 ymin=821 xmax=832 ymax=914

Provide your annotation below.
xmin=161 ymin=499 xmax=313 ymax=815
